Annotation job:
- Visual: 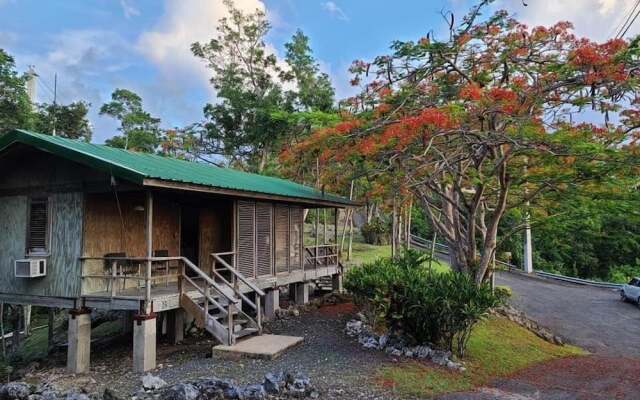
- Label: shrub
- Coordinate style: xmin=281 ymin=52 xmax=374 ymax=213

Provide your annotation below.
xmin=607 ymin=263 xmax=640 ymax=283
xmin=345 ymin=251 xmax=505 ymax=357
xmin=361 ymin=218 xmax=390 ymax=245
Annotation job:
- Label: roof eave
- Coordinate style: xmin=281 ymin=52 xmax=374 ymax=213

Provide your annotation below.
xmin=143 ymin=178 xmax=357 ymax=208
xmin=1 ymin=129 xmax=146 ymax=185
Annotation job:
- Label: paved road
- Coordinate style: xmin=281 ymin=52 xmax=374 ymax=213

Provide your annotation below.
xmin=496 ymin=271 xmax=640 ymax=357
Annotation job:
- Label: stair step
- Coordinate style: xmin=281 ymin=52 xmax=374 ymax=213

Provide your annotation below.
xmin=233 ymin=327 xmax=259 ymax=339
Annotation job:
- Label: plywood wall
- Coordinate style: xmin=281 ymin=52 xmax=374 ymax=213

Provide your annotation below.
xmin=0 ymin=193 xmax=83 ymax=297
xmin=199 ymin=201 xmax=233 ymax=272
xmin=82 ymin=192 xmax=179 ymax=258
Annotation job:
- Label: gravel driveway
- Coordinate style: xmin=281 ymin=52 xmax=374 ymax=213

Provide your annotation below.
xmin=496 ymin=271 xmax=640 ymax=357
xmin=29 ymin=303 xmax=404 ymax=400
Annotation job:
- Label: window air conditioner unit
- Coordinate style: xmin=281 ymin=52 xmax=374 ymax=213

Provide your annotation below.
xmin=15 ymin=259 xmax=47 ymax=278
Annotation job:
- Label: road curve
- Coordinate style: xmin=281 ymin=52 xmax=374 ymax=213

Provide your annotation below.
xmin=496 ymin=271 xmax=640 ymax=357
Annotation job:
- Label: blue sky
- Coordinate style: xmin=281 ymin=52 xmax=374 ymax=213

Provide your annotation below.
xmin=0 ymin=0 xmax=635 ymax=143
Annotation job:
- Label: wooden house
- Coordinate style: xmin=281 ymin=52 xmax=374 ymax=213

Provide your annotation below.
xmin=0 ymin=130 xmax=352 ymax=372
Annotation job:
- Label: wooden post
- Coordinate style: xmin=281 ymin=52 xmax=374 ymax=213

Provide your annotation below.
xmin=406 ymin=198 xmax=412 ymax=249
xmin=334 ymin=208 xmax=338 ymax=265
xmin=340 ymin=181 xmax=355 ymax=254
xmin=145 ymin=191 xmax=153 ymax=314
xmin=323 ymin=209 xmax=328 ymax=245
xmin=391 ymin=197 xmax=397 ymax=258
xmin=111 ymin=260 xmax=117 ymax=297
xmin=227 ymin=304 xmax=234 ymax=345
xmin=14 ymin=305 xmax=21 ymax=350
xmin=314 ymin=209 xmax=319 ymax=267
xmin=47 ymin=308 xmax=54 ymax=353
xmin=256 ymin=296 xmax=262 ymax=332
xmin=0 ymin=303 xmax=5 ymax=358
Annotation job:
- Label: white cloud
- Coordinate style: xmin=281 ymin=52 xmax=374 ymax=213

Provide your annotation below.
xmin=120 ymin=0 xmax=140 ymax=19
xmin=10 ymin=29 xmax=138 ymax=142
xmin=497 ymin=0 xmax=640 ymax=41
xmin=321 ymin=1 xmax=349 ymax=21
xmin=137 ymin=0 xmax=266 ymax=98
xmin=0 ymin=31 xmax=17 ymax=46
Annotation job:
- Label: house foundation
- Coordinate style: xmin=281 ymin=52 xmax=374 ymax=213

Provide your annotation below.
xmin=292 ymin=283 xmax=309 ymax=305
xmin=166 ymin=309 xmax=185 ymax=344
xmin=67 ymin=308 xmax=91 ymax=374
xmin=133 ymin=314 xmax=156 ymax=372
xmin=332 ymin=273 xmax=343 ymax=293
xmin=264 ymin=289 xmax=280 ymax=320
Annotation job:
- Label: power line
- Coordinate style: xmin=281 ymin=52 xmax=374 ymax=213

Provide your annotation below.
xmin=609 ymin=0 xmax=639 ymax=38
xmin=616 ymin=0 xmax=640 ymax=39
xmin=36 ymin=76 xmax=56 ymax=101
xmin=619 ymin=7 xmax=640 ymax=38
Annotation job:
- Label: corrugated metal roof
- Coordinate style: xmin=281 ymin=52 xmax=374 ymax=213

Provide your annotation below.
xmin=0 ymin=129 xmax=353 ymax=206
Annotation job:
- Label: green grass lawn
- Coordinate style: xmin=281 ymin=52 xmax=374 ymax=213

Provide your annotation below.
xmin=346 ymin=241 xmax=450 ymax=274
xmin=378 ymin=316 xmax=586 ymax=397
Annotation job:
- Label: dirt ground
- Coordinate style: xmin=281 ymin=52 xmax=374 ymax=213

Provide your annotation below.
xmin=23 ymin=302 xmax=405 ymax=399
xmin=441 ymin=355 xmax=640 ymax=400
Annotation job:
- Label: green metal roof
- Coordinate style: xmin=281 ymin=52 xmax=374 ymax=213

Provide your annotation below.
xmin=0 ymin=129 xmax=353 ymax=206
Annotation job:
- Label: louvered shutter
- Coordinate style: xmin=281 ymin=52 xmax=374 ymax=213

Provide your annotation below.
xmin=289 ymin=206 xmax=303 ymax=270
xmin=274 ymin=205 xmax=289 ymax=273
xmin=237 ymin=201 xmax=256 ymax=278
xmin=256 ymin=202 xmax=273 ymax=277
xmin=28 ymin=198 xmax=48 ymax=253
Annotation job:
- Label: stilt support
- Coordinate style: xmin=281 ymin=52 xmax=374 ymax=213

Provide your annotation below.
xmin=133 ymin=314 xmax=156 ymax=372
xmin=264 ymin=289 xmax=280 ymax=320
xmin=293 ymin=283 xmax=309 ymax=305
xmin=332 ymin=274 xmax=343 ymax=293
xmin=67 ymin=308 xmax=91 ymax=374
xmin=166 ymin=309 xmax=184 ymax=344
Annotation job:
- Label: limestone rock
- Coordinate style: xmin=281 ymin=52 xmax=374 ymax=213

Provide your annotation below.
xmin=141 ymin=374 xmax=167 ymax=392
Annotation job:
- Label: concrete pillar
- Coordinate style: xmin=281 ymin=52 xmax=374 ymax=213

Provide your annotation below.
xmin=166 ymin=309 xmax=184 ymax=344
xmin=293 ymin=283 xmax=309 ymax=305
xmin=133 ymin=315 xmax=156 ymax=372
xmin=332 ymin=274 xmax=343 ymax=293
xmin=67 ymin=309 xmax=91 ymax=374
xmin=264 ymin=289 xmax=280 ymax=320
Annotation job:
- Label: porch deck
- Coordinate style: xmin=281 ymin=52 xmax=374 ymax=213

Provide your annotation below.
xmin=81 ymin=263 xmax=341 ymax=312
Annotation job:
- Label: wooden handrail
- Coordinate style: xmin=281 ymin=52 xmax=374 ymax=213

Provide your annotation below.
xmin=80 ymin=256 xmax=184 ymax=261
xmin=180 ymin=257 xmax=239 ymax=304
xmin=182 ymin=274 xmax=229 ymax=315
xmin=211 ymin=253 xmax=265 ymax=297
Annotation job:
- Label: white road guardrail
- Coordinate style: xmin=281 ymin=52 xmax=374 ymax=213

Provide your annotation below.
xmin=409 ymin=234 xmax=623 ymax=290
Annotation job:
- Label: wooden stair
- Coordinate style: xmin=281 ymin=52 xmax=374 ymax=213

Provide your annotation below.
xmin=177 ymin=256 xmax=265 ymax=346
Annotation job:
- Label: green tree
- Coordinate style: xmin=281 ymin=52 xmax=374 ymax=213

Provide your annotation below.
xmin=32 ymin=101 xmax=92 ymax=140
xmin=100 ymin=88 xmax=160 ymax=153
xmin=283 ymin=30 xmax=334 ymax=112
xmin=191 ymin=0 xmax=289 ymax=172
xmin=286 ymin=2 xmax=640 ymax=283
xmin=0 ymin=49 xmax=32 ymax=134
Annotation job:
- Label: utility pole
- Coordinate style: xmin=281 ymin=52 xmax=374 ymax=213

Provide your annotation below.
xmin=523 ymin=206 xmax=533 ymax=273
xmin=52 ymin=73 xmax=57 ymax=136
xmin=523 ymin=159 xmax=533 ymax=274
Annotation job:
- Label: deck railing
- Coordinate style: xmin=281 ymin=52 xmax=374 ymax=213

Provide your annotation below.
xmin=304 ymin=244 xmax=339 ymax=268
xmin=80 ymin=256 xmax=183 ymax=300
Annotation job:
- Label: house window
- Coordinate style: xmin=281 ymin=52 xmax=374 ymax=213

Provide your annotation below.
xmin=27 ymin=197 xmax=49 ymax=254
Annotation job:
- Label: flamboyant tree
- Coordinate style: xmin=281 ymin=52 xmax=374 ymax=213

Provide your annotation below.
xmin=284 ymin=1 xmax=640 ymax=283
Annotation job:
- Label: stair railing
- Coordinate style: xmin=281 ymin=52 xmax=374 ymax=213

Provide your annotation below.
xmin=178 ymin=256 xmax=240 ymax=344
xmin=211 ymin=252 xmax=265 ymax=333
